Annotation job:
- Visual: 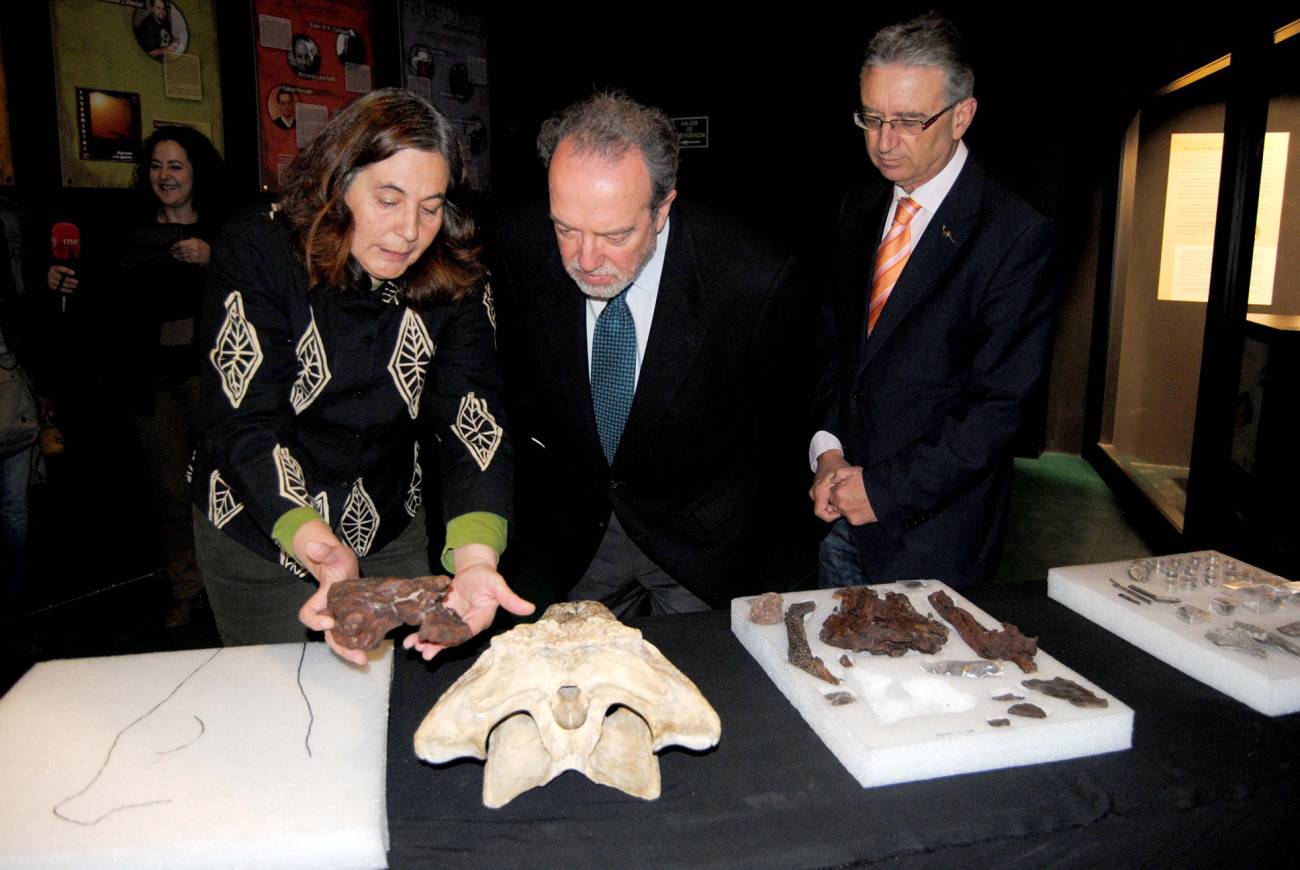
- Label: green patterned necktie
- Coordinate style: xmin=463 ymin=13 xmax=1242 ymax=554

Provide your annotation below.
xmin=591 ymin=291 xmax=635 ymax=464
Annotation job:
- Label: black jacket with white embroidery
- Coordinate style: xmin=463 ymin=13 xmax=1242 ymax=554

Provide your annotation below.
xmin=190 ymin=207 xmax=510 ymax=573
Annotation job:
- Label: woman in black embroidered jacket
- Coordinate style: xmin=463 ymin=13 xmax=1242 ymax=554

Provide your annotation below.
xmin=191 ymin=89 xmax=532 ymax=663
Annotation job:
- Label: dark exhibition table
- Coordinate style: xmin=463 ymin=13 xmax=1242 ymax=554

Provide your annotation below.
xmin=385 ymin=584 xmax=1298 ymax=869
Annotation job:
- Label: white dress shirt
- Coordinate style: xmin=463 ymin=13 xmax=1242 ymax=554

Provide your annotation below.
xmin=809 ymin=142 xmax=969 ymax=469
xmin=585 ymin=217 xmax=670 ymax=391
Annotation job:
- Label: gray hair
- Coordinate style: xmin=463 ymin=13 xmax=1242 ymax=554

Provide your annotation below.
xmin=537 ymin=91 xmax=679 ymax=209
xmin=861 ymin=13 xmax=974 ymax=104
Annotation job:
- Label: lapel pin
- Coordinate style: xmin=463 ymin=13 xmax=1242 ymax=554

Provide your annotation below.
xmin=942 ymin=226 xmax=954 ymax=243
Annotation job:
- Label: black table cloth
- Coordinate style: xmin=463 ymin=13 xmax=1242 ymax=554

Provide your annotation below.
xmin=385 ymin=583 xmax=1298 ymax=868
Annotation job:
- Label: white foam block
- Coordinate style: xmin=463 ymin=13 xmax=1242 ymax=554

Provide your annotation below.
xmin=1048 ymin=554 xmax=1300 ymax=716
xmin=731 ymin=584 xmax=1132 ymax=789
xmin=0 ymin=642 xmax=393 ymax=869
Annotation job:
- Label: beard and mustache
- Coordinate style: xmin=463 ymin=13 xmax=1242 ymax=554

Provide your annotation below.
xmin=564 ymin=234 xmax=657 ymax=301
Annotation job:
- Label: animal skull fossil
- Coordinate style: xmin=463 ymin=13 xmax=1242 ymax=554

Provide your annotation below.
xmin=413 ymin=600 xmax=722 ymax=807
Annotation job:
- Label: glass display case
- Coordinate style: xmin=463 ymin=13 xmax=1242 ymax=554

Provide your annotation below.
xmin=1092 ymin=20 xmax=1299 ymax=545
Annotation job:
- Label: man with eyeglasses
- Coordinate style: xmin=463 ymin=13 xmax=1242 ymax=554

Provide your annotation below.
xmin=809 ymin=13 xmax=1058 ymax=590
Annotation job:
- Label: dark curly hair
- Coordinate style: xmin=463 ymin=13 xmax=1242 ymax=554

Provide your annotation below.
xmin=133 ymin=125 xmax=226 ymax=221
xmin=279 ymin=88 xmax=483 ymax=305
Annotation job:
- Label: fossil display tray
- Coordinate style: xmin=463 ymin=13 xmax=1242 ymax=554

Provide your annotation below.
xmin=731 ymin=583 xmax=1132 ymax=789
xmin=0 ymin=642 xmax=393 ymax=870
xmin=1048 ymin=554 xmax=1300 ymax=716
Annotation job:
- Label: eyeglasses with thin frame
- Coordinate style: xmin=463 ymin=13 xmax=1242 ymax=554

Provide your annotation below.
xmin=853 ymin=102 xmax=956 ymax=136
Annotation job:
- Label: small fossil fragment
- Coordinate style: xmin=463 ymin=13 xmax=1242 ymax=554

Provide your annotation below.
xmin=920 ymin=659 xmax=1003 ymax=678
xmin=988 ymin=718 xmax=1011 ymax=727
xmin=820 ymin=586 xmax=948 ymax=657
xmin=1007 ymin=703 xmax=1046 ymax=718
xmin=1231 ymin=621 xmax=1268 ymax=643
xmin=1205 ymin=627 xmax=1267 ymax=658
xmin=1128 ymin=561 xmax=1150 ymax=583
xmin=824 ymin=691 xmax=856 ymax=706
xmin=1267 ymin=632 xmax=1300 ymax=658
xmin=1128 ymin=584 xmax=1178 ymax=604
xmin=328 ymin=575 xmax=470 ymax=650
xmin=748 ymin=592 xmax=784 ymax=625
xmin=1278 ymin=621 xmax=1300 ymax=638
xmin=1110 ymin=578 xmax=1170 ymax=603
xmin=839 ymin=654 xmax=853 ymax=668
xmin=992 ymin=692 xmax=1023 ymax=702
xmin=1022 ymin=677 xmax=1109 ymax=708
xmin=927 ymin=590 xmax=1038 ymax=673
xmin=785 ymin=601 xmax=839 ymax=685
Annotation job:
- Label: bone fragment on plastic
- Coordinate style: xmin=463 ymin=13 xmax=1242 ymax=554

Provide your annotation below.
xmin=819 ymin=586 xmax=948 ymax=656
xmin=927 ymin=590 xmax=1038 ymax=673
xmin=748 ymin=592 xmax=785 ymax=625
xmin=785 ymin=601 xmax=839 ymax=684
xmin=1021 ymin=676 xmax=1109 ymax=708
xmin=1007 ymin=703 xmax=1046 ymax=718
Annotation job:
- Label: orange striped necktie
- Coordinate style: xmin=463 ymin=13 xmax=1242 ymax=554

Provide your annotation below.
xmin=867 ymin=196 xmax=920 ymax=334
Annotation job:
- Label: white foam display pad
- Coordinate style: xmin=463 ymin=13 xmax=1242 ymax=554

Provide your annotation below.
xmin=731 ymin=583 xmax=1132 ymax=789
xmin=1048 ymin=554 xmax=1300 ymax=716
xmin=0 ymin=642 xmax=393 ymax=869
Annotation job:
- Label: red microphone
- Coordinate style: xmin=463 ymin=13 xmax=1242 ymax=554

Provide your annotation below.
xmin=51 ymin=222 xmax=80 ymax=312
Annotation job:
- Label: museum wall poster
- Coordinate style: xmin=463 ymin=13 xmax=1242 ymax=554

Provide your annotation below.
xmin=0 ymin=39 xmax=13 ymax=185
xmin=1156 ymin=131 xmax=1290 ymax=305
xmin=50 ymin=0 xmax=225 ymax=189
xmin=253 ymin=0 xmax=373 ymax=192
xmin=398 ymin=2 xmax=489 ymax=191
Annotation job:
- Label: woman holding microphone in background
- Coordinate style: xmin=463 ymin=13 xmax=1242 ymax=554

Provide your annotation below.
xmin=48 ymin=125 xmax=224 ymax=628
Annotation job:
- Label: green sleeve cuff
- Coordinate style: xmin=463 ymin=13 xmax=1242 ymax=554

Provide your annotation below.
xmin=440 ymin=512 xmax=508 ymax=573
xmin=271 ymin=506 xmax=325 ymax=556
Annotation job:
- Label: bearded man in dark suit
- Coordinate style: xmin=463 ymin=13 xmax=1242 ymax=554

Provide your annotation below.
xmin=810 ymin=14 xmax=1059 ymax=590
xmin=494 ymin=92 xmax=809 ymax=616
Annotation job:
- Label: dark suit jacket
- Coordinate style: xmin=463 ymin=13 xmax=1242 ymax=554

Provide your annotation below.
xmin=494 ymin=200 xmax=810 ymax=607
xmin=815 ymin=155 xmax=1057 ymax=588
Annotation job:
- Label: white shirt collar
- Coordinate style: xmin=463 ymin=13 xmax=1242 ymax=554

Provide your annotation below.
xmin=632 ymin=214 xmax=670 ymax=296
xmin=894 ymin=140 xmax=968 ymax=213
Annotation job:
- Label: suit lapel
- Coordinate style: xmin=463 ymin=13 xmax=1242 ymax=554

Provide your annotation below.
xmin=858 ymin=159 xmax=985 ymax=374
xmin=616 ymin=210 xmax=706 ymax=465
xmin=534 ymin=246 xmax=604 ymax=461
